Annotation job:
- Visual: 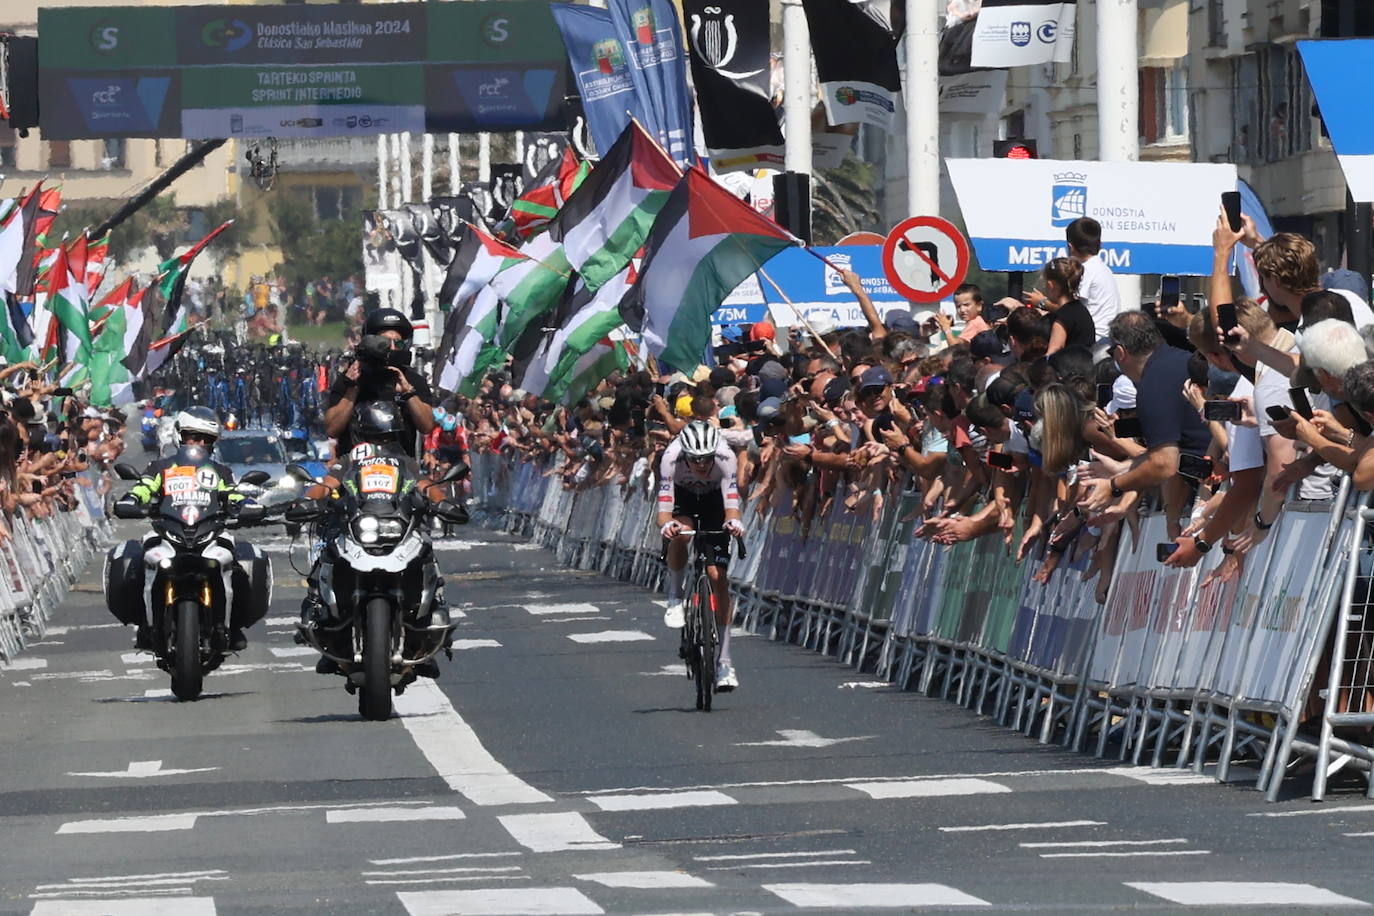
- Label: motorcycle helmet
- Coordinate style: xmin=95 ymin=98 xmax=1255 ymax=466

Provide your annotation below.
xmin=175 ymin=406 xmax=220 ymax=444
xmin=362 ymin=308 xmax=413 ymax=341
xmin=679 ymin=420 xmax=720 ymax=459
xmin=351 ymin=401 xmax=404 ymax=443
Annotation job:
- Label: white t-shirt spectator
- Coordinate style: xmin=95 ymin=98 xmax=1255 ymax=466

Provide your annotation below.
xmin=1079 ymin=254 xmax=1122 ymax=341
xmin=1224 ymin=377 xmax=1264 ymax=473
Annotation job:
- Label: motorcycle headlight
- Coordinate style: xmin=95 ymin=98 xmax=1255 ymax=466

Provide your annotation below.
xmin=377 ymin=518 xmax=406 ymax=543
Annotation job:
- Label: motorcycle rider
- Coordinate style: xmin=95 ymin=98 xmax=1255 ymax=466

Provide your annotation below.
xmin=115 ymin=406 xmax=258 ymax=652
xmin=324 ymin=308 xmax=436 ymax=459
xmin=298 ymin=400 xmax=458 ymax=678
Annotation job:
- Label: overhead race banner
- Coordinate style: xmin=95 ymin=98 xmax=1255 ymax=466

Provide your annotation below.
xmin=946 ymin=158 xmax=1238 ymax=275
xmin=970 ymin=0 xmax=1076 ymax=69
xmin=38 ymin=2 xmax=569 ymax=139
xmin=1299 ymin=39 xmax=1374 ymax=204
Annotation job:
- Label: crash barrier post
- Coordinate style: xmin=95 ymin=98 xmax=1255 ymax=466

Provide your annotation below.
xmin=468 ymin=451 xmax=1368 ymax=799
xmin=0 ymin=469 xmax=115 ymax=664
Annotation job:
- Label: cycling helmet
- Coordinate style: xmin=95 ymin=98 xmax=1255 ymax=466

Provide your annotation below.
xmin=679 ymin=420 xmax=720 ymax=459
xmin=351 ymin=401 xmax=404 ymax=443
xmin=362 ymin=308 xmax=413 ymax=341
xmin=174 ymin=407 xmax=220 ymax=442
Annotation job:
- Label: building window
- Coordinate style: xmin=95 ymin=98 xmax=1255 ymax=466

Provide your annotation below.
xmin=1230 ymin=46 xmax=1314 ymax=165
xmin=1072 ymin=133 xmax=1083 ymax=160
xmin=102 ymin=137 xmax=126 ymax=170
xmin=47 ymin=141 xmax=71 ymax=169
xmin=1139 ymin=62 xmax=1189 ymax=145
xmin=1207 ymin=0 xmax=1225 ymax=47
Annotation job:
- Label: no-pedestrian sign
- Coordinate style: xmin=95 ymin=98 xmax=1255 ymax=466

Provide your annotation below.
xmin=881 ymin=216 xmax=971 ymax=304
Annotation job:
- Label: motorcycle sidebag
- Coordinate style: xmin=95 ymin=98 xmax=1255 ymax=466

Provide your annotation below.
xmin=230 ymin=543 xmax=272 ymax=630
xmin=103 ymin=540 xmax=145 ymax=626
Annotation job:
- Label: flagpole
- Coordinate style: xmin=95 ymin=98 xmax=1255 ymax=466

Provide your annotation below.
xmin=755 ymin=266 xmax=839 ymax=362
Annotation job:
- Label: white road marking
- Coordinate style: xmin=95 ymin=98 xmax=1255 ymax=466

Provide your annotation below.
xmin=144 ymin=689 xmax=172 ymax=699
xmin=34 ymin=877 xmax=227 ymax=890
xmin=263 ymin=617 xmax=296 ymax=626
xmin=705 ymin=860 xmax=871 ymax=871
xmin=269 ymin=647 xmax=317 ymax=658
xmin=393 ymin=680 xmax=552 ymax=806
xmin=544 ymin=616 xmax=613 ymax=624
xmin=498 ymin=812 xmax=621 ymax=852
xmin=1126 ymin=881 xmax=1370 ymax=907
xmin=67 ymin=760 xmax=219 ymax=779
xmin=941 ymin=820 xmax=1106 ymax=833
xmin=1102 ymin=766 xmax=1214 ymax=786
xmin=52 ymin=870 xmax=227 ymax=885
xmin=28 ymin=890 xmax=193 ymax=900
xmin=1022 ymin=838 xmax=1186 ymax=849
xmin=847 ymin=778 xmax=1011 ymax=800
xmin=574 ymin=871 xmax=713 ymax=889
xmin=371 ymin=853 xmax=523 ymax=866
xmin=839 ymin=682 xmax=890 ymax=689
xmin=738 ymin=730 xmax=874 ymax=749
xmin=398 ymin=887 xmax=604 ymax=915
xmin=30 ymin=899 xmax=216 ymax=914
xmin=368 ymin=876 xmax=530 ymax=886
xmin=1345 ymin=831 xmax=1374 ymax=837
xmin=589 ymin=791 xmax=737 ymax=812
xmin=639 ymin=664 xmax=683 ymax=677
xmin=694 ymin=850 xmax=857 ymax=862
xmin=1254 ymin=803 xmax=1374 ymax=818
xmin=764 ymin=883 xmax=989 ymax=908
xmin=451 ymin=639 xmax=501 ymax=650
xmin=364 ymin=867 xmax=523 ymax=877
xmin=566 ymin=630 xmax=654 ymax=644
xmin=526 ymin=603 xmax=600 ymax=616
xmin=327 ymin=806 xmax=465 ymax=824
xmin=44 ymin=627 xmax=70 ymax=635
xmin=58 ymin=814 xmax=199 ymax=834
xmin=121 ymin=652 xmax=149 ymax=665
xmin=30 ymin=640 xmax=64 ymax=647
xmin=1040 ymin=850 xmax=1211 ymax=859
xmin=1 ymin=657 xmax=48 ymax=671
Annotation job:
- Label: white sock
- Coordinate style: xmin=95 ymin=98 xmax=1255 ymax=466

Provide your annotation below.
xmin=666 ymin=566 xmax=686 ymax=602
xmin=718 ymin=617 xmax=733 ymax=668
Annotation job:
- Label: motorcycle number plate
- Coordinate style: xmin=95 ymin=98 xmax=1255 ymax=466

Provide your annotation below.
xmin=164 ymin=467 xmax=197 ymax=496
xmin=360 ymin=463 xmax=399 ymax=494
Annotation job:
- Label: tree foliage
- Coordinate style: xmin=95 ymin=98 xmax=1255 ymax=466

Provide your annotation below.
xmin=267 ymin=190 xmax=362 ymax=286
xmin=811 ymin=154 xmax=881 ymax=245
xmin=42 ymin=194 xmax=256 ymax=266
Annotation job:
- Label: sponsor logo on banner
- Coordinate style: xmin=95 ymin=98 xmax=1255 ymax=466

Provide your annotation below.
xmin=481 ymin=13 xmax=511 ymax=45
xmin=1010 ymin=21 xmax=1031 ymax=47
xmin=689 ymin=9 xmax=762 ymax=80
xmin=69 ymin=76 xmax=170 ymax=133
xmin=593 ymin=38 xmax=627 ymax=77
xmin=633 ymin=6 xmax=656 ymax=45
xmin=823 ymin=254 xmax=853 ymax=295
xmin=90 ymin=21 xmax=120 ymax=52
xmin=200 ymin=18 xmax=253 ymax=52
xmin=1051 ymin=171 xmax=1087 ymax=226
xmin=1037 ymin=21 xmax=1059 ymax=43
xmin=832 ymin=85 xmax=894 ymax=116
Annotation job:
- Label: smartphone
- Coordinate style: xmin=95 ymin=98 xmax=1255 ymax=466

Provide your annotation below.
xmin=1096 ymin=383 xmax=1113 ymax=409
xmin=1178 ymin=453 xmax=1214 ymax=480
xmin=1156 ymin=543 xmax=1180 ymax=563
xmin=1159 ymin=276 xmax=1181 ymax=312
xmin=1265 ymin=405 xmax=1292 ymax=423
xmin=1222 ymin=191 xmax=1243 ymax=232
xmin=1288 ymin=387 xmax=1313 ymax=420
xmin=987 ymin=451 xmax=1014 ymax=470
xmin=1217 ymin=303 xmax=1239 ymax=334
xmin=1114 ymin=416 xmax=1143 ymax=439
xmin=1186 ymin=294 xmax=1205 ymax=316
xmin=1203 ymin=400 xmax=1241 ymax=423
xmin=53 ymin=387 xmax=75 ymax=397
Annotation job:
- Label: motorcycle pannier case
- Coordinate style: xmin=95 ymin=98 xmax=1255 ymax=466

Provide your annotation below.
xmin=103 ymin=540 xmax=145 ymax=626
xmin=231 ymin=543 xmax=272 ymax=630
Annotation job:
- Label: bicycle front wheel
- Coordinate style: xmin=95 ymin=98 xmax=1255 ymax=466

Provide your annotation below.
xmin=691 ymin=573 xmax=717 ymax=712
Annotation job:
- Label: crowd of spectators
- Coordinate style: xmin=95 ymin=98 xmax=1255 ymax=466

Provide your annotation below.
xmin=440 ymin=214 xmax=1374 ymax=603
xmin=0 ymin=362 xmax=125 ymax=544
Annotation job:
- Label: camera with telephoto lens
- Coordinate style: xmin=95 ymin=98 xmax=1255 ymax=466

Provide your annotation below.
xmin=355 ymin=334 xmax=412 ymax=371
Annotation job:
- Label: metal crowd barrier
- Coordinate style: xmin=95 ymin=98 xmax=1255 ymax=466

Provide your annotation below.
xmin=468 ymin=451 xmax=1372 ymax=801
xmin=0 ymin=470 xmax=115 ymax=665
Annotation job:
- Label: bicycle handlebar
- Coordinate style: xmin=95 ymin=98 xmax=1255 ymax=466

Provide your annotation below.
xmin=676 ymin=529 xmax=747 ymax=560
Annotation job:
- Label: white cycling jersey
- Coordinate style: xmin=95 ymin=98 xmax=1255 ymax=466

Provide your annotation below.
xmin=657 ymin=436 xmax=740 ymax=512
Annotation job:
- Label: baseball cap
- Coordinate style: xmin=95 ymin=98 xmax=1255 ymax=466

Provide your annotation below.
xmin=969 ymin=330 xmax=1008 ymax=360
xmin=1323 ymin=268 xmax=1370 ymax=300
xmin=756 ymin=359 xmax=789 ymax=382
xmin=822 ymin=376 xmax=849 ymax=407
xmin=755 ymin=396 xmax=784 ymax=425
xmin=758 ymin=375 xmax=788 ymax=401
xmin=884 ymin=309 xmax=918 ymax=334
xmin=809 ymin=315 xmax=838 ymax=337
xmin=857 ymin=366 xmax=893 ymax=391
xmin=749 ymin=321 xmax=776 ymax=341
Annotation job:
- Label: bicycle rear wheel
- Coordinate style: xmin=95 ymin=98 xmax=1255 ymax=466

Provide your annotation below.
xmin=691 ymin=572 xmax=716 ymax=712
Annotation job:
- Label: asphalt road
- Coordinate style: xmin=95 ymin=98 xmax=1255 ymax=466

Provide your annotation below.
xmin=3 ymin=521 xmax=1374 ymax=914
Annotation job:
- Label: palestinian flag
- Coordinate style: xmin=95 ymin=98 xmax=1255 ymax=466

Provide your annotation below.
xmin=619 ymin=166 xmax=796 ymax=370
xmin=546 ymin=120 xmax=679 ymax=292
xmin=11 ymin=184 xmax=57 ymax=299
xmin=123 ymin=284 xmax=157 ymax=381
xmin=438 ymin=221 xmax=525 ymax=313
xmin=46 ymin=244 xmax=93 ymax=364
xmin=560 ymin=337 xmax=630 ymax=406
xmin=83 ymin=233 xmax=112 ymax=297
xmin=141 ymin=326 xmax=196 ymax=380
xmin=158 ymin=220 xmax=233 ymax=335
xmin=508 ymin=147 xmax=591 ymax=239
xmin=89 ymin=285 xmax=144 ymax=406
xmin=89 ymin=275 xmax=138 ymax=325
xmin=0 ymin=199 xmax=23 ymax=298
xmin=27 ymin=184 xmax=62 ymax=250
xmin=526 ymin=263 xmax=637 ymax=402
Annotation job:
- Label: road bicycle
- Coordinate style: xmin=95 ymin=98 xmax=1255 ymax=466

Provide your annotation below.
xmin=678 ymin=527 xmax=745 ymax=712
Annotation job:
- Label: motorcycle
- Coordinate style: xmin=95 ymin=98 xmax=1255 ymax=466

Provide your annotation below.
xmin=105 ymin=463 xmax=275 ymax=700
xmin=285 ymin=459 xmax=468 ymax=721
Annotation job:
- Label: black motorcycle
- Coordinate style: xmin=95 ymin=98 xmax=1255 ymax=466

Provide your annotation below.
xmin=286 ymin=460 xmax=467 ymax=720
xmin=106 ymin=464 xmax=274 ymax=700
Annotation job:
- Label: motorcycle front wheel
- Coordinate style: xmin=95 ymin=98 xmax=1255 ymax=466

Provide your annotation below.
xmin=171 ymin=599 xmax=204 ymax=701
xmin=358 ymin=598 xmax=393 ymax=721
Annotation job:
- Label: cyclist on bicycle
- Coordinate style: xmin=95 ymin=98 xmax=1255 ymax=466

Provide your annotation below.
xmin=658 ymin=419 xmax=744 ymax=691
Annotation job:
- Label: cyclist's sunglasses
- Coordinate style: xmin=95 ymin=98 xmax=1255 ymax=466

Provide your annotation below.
xmin=686 ymin=454 xmax=714 ymax=466
xmin=182 ymin=433 xmax=215 ymax=444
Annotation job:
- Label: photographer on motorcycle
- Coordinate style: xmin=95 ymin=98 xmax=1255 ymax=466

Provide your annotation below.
xmin=324 ymin=309 xmax=435 ymax=459
xmin=298 ymin=401 xmax=459 ymax=679
xmin=114 ymin=406 xmax=259 ymax=652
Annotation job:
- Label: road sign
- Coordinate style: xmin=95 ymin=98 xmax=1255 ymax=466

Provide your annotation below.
xmin=881 ymin=216 xmax=970 ymax=304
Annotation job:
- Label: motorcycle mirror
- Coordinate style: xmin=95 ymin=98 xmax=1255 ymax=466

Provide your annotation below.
xmin=236 ymin=504 xmax=268 ymax=524
xmin=284 ymin=502 xmax=325 ymax=524
xmin=284 ymin=463 xmax=316 ymax=482
xmin=112 ymin=501 xmax=145 ymax=519
xmin=433 ymin=500 xmax=470 ymax=525
xmin=114 ymin=463 xmax=141 ymax=481
xmin=441 ymin=461 xmax=471 ymax=483
xmin=240 ymin=470 xmax=272 ymax=486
